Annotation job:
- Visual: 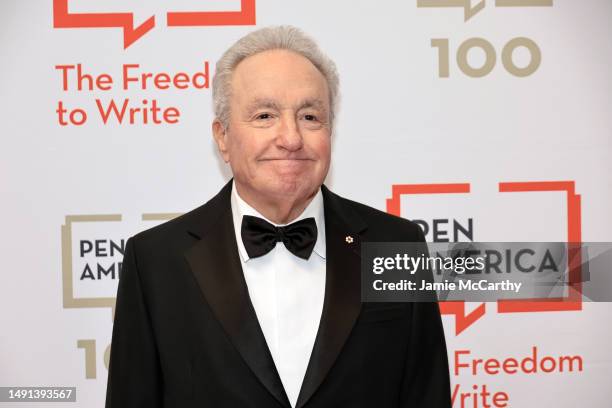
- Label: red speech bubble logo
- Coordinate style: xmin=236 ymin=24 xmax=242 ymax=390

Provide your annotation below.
xmin=386 ymin=181 xmax=582 ymax=335
xmin=53 ymin=0 xmax=256 ymax=49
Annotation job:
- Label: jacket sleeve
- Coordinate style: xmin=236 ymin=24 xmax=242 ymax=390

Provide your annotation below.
xmin=399 ymin=226 xmax=452 ymax=407
xmin=105 ymin=237 xmax=163 ymax=408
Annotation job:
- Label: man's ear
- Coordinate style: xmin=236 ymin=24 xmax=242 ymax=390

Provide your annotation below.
xmin=212 ymin=119 xmax=230 ymax=163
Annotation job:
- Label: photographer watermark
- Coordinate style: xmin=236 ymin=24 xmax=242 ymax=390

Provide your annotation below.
xmin=361 ymin=242 xmax=612 ymax=302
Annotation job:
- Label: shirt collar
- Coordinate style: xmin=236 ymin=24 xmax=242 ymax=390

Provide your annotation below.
xmin=231 ymin=180 xmax=326 ymax=263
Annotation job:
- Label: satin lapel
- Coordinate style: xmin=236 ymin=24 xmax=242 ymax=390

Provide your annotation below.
xmin=184 ymin=184 xmax=291 ymax=408
xmin=296 ymin=186 xmax=367 ymax=408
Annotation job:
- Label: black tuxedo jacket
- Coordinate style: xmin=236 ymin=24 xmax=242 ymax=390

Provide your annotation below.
xmin=105 ymin=180 xmax=451 ymax=408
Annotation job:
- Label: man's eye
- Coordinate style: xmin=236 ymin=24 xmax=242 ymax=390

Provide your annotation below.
xmin=304 ymin=114 xmax=317 ymax=121
xmin=255 ymin=113 xmax=272 ymax=120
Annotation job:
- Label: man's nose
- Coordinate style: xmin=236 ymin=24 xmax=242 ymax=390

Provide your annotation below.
xmin=276 ymin=112 xmax=304 ymax=151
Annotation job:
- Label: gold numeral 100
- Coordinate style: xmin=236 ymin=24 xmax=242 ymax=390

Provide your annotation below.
xmin=432 ymin=37 xmax=541 ymax=78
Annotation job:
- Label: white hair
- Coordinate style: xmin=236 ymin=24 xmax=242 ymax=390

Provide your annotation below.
xmin=212 ymin=25 xmax=340 ymax=130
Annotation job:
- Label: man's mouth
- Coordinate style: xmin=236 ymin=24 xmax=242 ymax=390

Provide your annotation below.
xmin=260 ymin=158 xmax=313 ymax=161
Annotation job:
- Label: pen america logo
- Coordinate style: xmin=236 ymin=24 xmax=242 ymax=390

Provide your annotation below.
xmin=60 ymin=212 xmax=182 ymax=379
xmin=61 ymin=212 xmax=181 ymax=319
xmin=52 ymin=0 xmax=256 ymax=49
xmin=387 ymin=181 xmax=583 ymax=336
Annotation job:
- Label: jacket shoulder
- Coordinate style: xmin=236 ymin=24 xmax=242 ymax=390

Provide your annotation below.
xmin=133 ymin=202 xmax=206 ymax=242
xmin=327 ymin=189 xmax=425 ymax=242
xmin=130 ymin=182 xmax=232 ymax=253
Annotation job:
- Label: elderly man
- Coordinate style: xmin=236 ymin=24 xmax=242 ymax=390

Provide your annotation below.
xmin=106 ymin=26 xmax=450 ymax=408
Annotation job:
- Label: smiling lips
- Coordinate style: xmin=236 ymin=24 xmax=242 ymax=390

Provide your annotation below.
xmin=259 ymin=158 xmax=314 ymax=172
xmin=260 ymin=158 xmax=314 ymax=161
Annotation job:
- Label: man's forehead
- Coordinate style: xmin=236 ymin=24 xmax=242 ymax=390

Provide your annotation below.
xmin=230 ymin=50 xmax=328 ymax=89
xmin=234 ymin=48 xmax=320 ymax=74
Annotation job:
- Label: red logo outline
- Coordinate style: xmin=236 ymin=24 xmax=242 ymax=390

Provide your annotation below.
xmin=386 ymin=181 xmax=582 ymax=335
xmin=53 ymin=0 xmax=256 ymax=49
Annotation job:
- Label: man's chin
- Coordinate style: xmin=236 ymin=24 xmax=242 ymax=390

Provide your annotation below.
xmin=261 ymin=177 xmax=319 ymax=199
xmin=266 ymin=181 xmax=309 ymax=197
xmin=235 ymin=173 xmax=321 ymax=199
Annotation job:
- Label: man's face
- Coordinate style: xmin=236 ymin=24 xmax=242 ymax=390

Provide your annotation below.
xmin=213 ymin=49 xmax=332 ymax=207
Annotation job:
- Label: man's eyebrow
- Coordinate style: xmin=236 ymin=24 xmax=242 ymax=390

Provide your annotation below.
xmin=244 ymin=97 xmax=328 ymax=114
xmin=245 ymin=98 xmax=281 ymax=114
xmin=296 ymin=98 xmax=327 ymax=111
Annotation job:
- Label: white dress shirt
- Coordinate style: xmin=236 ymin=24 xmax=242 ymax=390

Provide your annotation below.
xmin=230 ymin=181 xmax=326 ymax=407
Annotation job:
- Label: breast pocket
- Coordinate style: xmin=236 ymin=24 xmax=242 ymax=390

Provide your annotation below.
xmin=359 ymin=305 xmax=407 ymax=324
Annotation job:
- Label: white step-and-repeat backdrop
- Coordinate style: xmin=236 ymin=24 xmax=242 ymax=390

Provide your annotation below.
xmin=1 ymin=1 xmax=611 ymax=407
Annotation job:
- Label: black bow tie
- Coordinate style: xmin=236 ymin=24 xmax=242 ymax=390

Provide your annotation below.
xmin=241 ymin=215 xmax=318 ymax=260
